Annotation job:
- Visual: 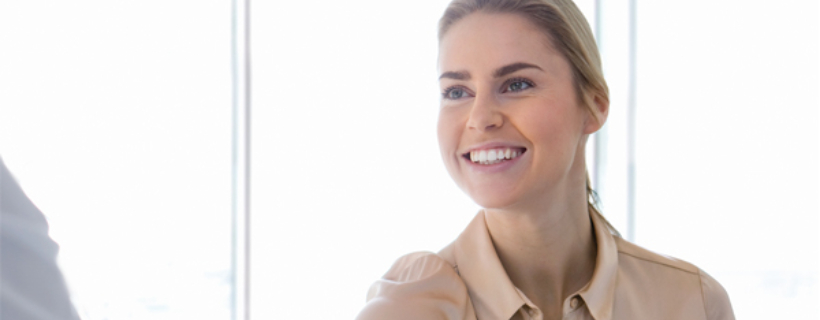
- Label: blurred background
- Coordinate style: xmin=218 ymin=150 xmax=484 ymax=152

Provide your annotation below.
xmin=0 ymin=0 xmax=817 ymax=319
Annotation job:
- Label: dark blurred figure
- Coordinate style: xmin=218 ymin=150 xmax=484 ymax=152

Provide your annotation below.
xmin=1 ymin=157 xmax=80 ymax=320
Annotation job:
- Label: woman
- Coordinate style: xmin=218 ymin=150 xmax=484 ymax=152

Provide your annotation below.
xmin=357 ymin=0 xmax=734 ymax=319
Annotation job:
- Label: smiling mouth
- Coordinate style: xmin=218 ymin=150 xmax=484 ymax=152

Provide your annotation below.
xmin=462 ymin=147 xmax=527 ymax=165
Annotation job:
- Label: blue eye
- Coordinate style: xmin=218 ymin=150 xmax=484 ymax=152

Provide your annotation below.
xmin=504 ymin=78 xmax=534 ymax=92
xmin=443 ymin=87 xmax=468 ymax=100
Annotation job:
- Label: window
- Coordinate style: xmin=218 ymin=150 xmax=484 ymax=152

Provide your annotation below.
xmin=0 ymin=1 xmax=232 ymax=319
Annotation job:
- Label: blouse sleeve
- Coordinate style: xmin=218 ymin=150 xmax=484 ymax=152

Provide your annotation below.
xmin=699 ymin=269 xmax=735 ymax=320
xmin=355 ymin=252 xmax=473 ymax=320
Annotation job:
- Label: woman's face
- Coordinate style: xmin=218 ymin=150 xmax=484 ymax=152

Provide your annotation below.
xmin=437 ymin=12 xmax=602 ymax=210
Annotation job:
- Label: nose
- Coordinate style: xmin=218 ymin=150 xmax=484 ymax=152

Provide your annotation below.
xmin=466 ymin=94 xmax=503 ymax=132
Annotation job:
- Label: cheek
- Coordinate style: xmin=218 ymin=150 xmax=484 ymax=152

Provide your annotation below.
xmin=516 ymin=101 xmax=585 ymax=162
xmin=437 ymin=109 xmax=464 ymax=166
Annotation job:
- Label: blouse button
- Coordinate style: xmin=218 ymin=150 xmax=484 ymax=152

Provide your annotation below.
xmin=570 ymin=296 xmax=580 ymax=309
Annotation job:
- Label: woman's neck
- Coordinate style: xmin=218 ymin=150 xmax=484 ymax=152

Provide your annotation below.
xmin=484 ymin=182 xmax=597 ymax=319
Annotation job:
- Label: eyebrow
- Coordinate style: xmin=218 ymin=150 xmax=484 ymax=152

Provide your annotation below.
xmin=494 ymin=62 xmax=543 ymax=78
xmin=439 ymin=71 xmax=470 ymax=80
xmin=438 ymin=62 xmax=543 ymax=81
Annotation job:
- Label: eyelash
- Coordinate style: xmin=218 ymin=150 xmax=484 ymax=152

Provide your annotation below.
xmin=441 ymin=77 xmax=536 ymax=100
xmin=442 ymin=85 xmax=468 ymax=100
xmin=502 ymin=77 xmax=536 ymax=92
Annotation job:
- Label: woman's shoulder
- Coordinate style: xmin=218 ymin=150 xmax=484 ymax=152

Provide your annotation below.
xmin=613 ymin=237 xmax=734 ymax=320
xmin=355 ymin=251 xmax=475 ymax=320
xmin=614 ymin=236 xmax=701 ymax=273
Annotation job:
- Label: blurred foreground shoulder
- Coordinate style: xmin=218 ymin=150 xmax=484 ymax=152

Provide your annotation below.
xmin=699 ymin=269 xmax=735 ymax=320
xmin=355 ymin=252 xmax=474 ymax=320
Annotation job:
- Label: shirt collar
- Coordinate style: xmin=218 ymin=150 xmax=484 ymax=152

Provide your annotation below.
xmin=446 ymin=210 xmax=618 ymax=320
xmin=579 ymin=210 xmax=618 ymax=320
xmin=450 ymin=210 xmax=525 ymax=319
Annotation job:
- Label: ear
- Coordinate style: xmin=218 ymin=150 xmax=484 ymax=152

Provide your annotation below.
xmin=583 ymin=93 xmax=609 ymax=134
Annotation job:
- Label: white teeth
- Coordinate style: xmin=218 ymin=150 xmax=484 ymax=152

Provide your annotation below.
xmin=469 ymin=148 xmax=524 ymax=165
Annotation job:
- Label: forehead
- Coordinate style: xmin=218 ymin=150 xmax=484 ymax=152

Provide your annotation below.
xmin=438 ymin=12 xmax=559 ymax=74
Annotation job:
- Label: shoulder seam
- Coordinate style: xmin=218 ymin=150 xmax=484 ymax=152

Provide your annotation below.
xmin=618 ymin=250 xmax=699 ymax=275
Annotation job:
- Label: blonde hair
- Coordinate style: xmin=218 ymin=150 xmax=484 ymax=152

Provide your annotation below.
xmin=439 ymin=0 xmax=619 ymax=236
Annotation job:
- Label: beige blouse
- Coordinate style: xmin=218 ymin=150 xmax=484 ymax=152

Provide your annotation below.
xmin=356 ymin=210 xmax=735 ymax=320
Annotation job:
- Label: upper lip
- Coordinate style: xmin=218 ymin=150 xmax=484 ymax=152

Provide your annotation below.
xmin=460 ymin=141 xmax=527 ymax=156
